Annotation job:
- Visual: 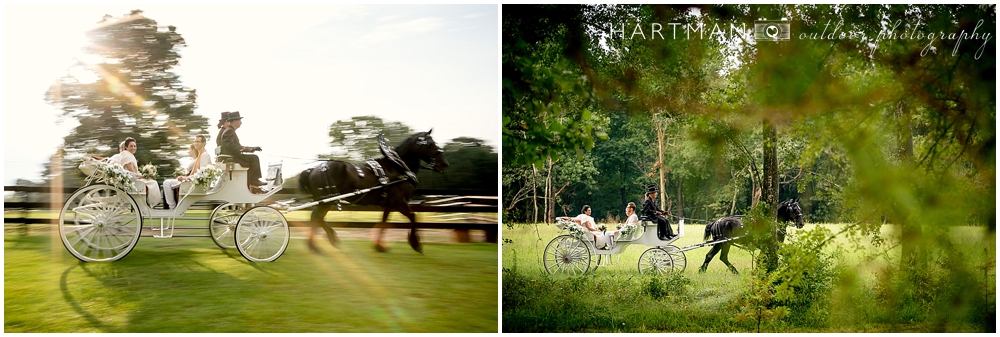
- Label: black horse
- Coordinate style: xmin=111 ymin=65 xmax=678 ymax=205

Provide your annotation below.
xmin=298 ymin=130 xmax=449 ymax=253
xmin=698 ymin=198 xmax=805 ymax=274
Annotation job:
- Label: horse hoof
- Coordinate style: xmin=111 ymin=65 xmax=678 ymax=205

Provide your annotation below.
xmin=407 ymin=234 xmax=423 ymax=254
xmin=328 ymin=236 xmax=341 ymax=248
xmin=698 ymin=267 xmax=707 ymax=274
xmin=308 ymin=242 xmax=322 ymax=254
xmin=374 ymin=244 xmax=388 ymax=253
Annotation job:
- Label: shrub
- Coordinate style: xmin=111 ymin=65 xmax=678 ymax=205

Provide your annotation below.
xmin=643 ymin=273 xmax=691 ymax=300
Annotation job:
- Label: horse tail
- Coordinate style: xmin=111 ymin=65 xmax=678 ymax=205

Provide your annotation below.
xmin=298 ymin=168 xmax=313 ymax=197
xmin=704 ymin=220 xmax=714 ymax=241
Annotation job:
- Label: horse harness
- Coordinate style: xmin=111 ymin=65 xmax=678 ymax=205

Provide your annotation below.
xmin=313 ymin=141 xmax=418 ymax=204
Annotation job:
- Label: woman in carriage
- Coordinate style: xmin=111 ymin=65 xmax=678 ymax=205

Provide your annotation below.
xmin=556 ymin=205 xmax=621 ymax=249
xmin=92 ymin=137 xmax=162 ymax=207
xmin=162 ymin=135 xmax=212 ymax=209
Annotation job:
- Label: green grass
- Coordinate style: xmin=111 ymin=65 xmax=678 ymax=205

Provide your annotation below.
xmin=5 ymin=230 xmax=498 ymax=332
xmin=502 ymin=222 xmax=995 ymax=332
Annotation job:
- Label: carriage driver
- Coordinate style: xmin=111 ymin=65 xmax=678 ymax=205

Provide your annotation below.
xmin=642 ymin=184 xmax=676 ymax=240
xmin=218 ymin=111 xmax=267 ymax=194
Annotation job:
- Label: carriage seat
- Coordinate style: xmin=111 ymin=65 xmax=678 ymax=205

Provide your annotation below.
xmin=215 ymin=147 xmax=236 ymax=164
xmin=215 ymin=147 xmax=248 ymax=180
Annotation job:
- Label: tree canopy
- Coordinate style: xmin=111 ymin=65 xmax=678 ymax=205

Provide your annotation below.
xmin=44 ymin=10 xmax=208 ymax=184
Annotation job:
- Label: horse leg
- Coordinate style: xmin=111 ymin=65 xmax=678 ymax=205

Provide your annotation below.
xmin=719 ymin=243 xmax=738 ymax=274
xmin=372 ymin=209 xmax=391 ymax=252
xmin=307 ymin=205 xmax=326 ymax=253
xmin=309 ymin=203 xmax=340 ymax=252
xmin=699 ymin=244 xmax=723 ymax=273
xmin=398 ymin=206 xmax=422 ymax=254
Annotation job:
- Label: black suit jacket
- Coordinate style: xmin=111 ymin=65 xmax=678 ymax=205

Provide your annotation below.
xmin=219 ymin=127 xmax=245 ymax=157
xmin=641 ymin=197 xmax=662 ymax=219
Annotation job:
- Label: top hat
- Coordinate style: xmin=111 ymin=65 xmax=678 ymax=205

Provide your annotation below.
xmin=228 ymin=111 xmax=243 ymax=121
xmin=646 ymin=184 xmax=658 ymax=193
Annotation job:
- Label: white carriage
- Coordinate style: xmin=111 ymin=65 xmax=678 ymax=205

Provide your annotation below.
xmin=59 ymin=158 xmax=289 ymax=263
xmin=544 ymin=216 xmax=750 ymax=275
xmin=543 ymin=218 xmax=690 ymax=275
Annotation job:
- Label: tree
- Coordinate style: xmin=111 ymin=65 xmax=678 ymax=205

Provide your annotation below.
xmin=502 ymin=5 xmax=609 ymax=167
xmin=416 ymin=137 xmax=498 ymax=194
xmin=321 ymin=115 xmax=414 ymax=162
xmin=44 ymin=10 xmax=208 ymax=183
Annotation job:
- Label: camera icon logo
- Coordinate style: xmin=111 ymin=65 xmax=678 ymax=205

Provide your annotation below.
xmin=754 ymin=20 xmax=791 ymax=42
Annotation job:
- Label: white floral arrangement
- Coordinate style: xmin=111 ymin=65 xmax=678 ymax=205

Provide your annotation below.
xmin=191 ymin=164 xmax=223 ymax=189
xmin=616 ymin=222 xmax=638 ymax=240
xmin=565 ymin=221 xmax=588 ymax=239
xmin=86 ymin=160 xmax=138 ymax=193
xmin=173 ymin=166 xmax=188 ymax=178
xmin=139 ymin=163 xmax=158 ymax=180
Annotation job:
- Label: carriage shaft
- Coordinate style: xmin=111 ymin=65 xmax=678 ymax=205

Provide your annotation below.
xmin=677 ymin=235 xmax=746 ymax=252
xmin=278 ymin=178 xmax=408 ymax=212
xmin=280 ymin=186 xmax=383 ymax=212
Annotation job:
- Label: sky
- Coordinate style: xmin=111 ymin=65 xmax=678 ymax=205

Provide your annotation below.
xmin=2 ymin=4 xmax=499 ymax=186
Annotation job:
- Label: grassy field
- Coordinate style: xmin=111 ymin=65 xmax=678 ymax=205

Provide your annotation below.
xmin=502 ymin=222 xmax=995 ymax=332
xmin=5 ymin=227 xmax=498 ymax=332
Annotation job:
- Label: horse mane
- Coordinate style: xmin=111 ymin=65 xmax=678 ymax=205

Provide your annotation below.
xmin=393 ymin=131 xmax=429 ymax=158
xmin=776 ymin=198 xmax=797 ymax=223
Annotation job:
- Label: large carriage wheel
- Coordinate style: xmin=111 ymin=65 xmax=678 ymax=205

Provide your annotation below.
xmin=235 ymin=206 xmax=290 ymax=262
xmin=58 ymin=184 xmax=143 ymax=262
xmin=664 ymin=245 xmax=687 ymax=272
xmin=209 ymin=203 xmax=246 ymax=249
xmin=638 ymin=247 xmax=676 ymax=275
xmin=543 ymin=235 xmax=592 ymax=275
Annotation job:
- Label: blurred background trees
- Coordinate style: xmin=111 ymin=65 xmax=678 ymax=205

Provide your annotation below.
xmin=317 ymin=115 xmax=498 ymax=193
xmin=44 ymin=10 xmax=208 ymax=186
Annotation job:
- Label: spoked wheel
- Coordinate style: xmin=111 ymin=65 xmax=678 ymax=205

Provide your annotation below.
xmin=638 ymin=247 xmax=676 ymax=275
xmin=59 ymin=184 xmax=143 ymax=262
xmin=543 ymin=234 xmax=593 ymax=275
xmin=235 ymin=206 xmax=290 ymax=262
xmin=664 ymin=245 xmax=687 ymax=272
xmin=209 ymin=203 xmax=246 ymax=249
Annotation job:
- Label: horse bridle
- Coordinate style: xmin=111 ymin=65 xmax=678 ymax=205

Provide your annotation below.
xmin=419 ymin=148 xmax=445 ymax=172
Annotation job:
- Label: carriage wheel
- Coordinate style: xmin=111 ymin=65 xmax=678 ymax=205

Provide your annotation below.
xmin=209 ymin=203 xmax=246 ymax=249
xmin=543 ymin=235 xmax=592 ymax=275
xmin=664 ymin=245 xmax=687 ymax=272
xmin=593 ymin=254 xmax=602 ymax=271
xmin=235 ymin=206 xmax=290 ymax=262
xmin=58 ymin=184 xmax=143 ymax=262
xmin=638 ymin=247 xmax=676 ymax=275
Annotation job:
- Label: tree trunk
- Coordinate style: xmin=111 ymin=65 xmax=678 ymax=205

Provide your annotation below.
xmin=531 ymin=163 xmax=538 ymax=223
xmin=895 ymin=99 xmax=923 ymax=269
xmin=731 ymin=183 xmax=739 ymax=215
xmin=49 ymin=148 xmax=64 ymax=235
xmin=676 ymin=177 xmax=684 ymax=219
xmin=749 ymin=166 xmax=761 ymax=208
xmin=545 ymin=157 xmax=553 ymax=223
xmin=761 ymin=119 xmax=780 ymax=272
xmin=762 ymin=120 xmax=779 ymax=214
xmin=655 ymin=113 xmax=671 ymax=214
